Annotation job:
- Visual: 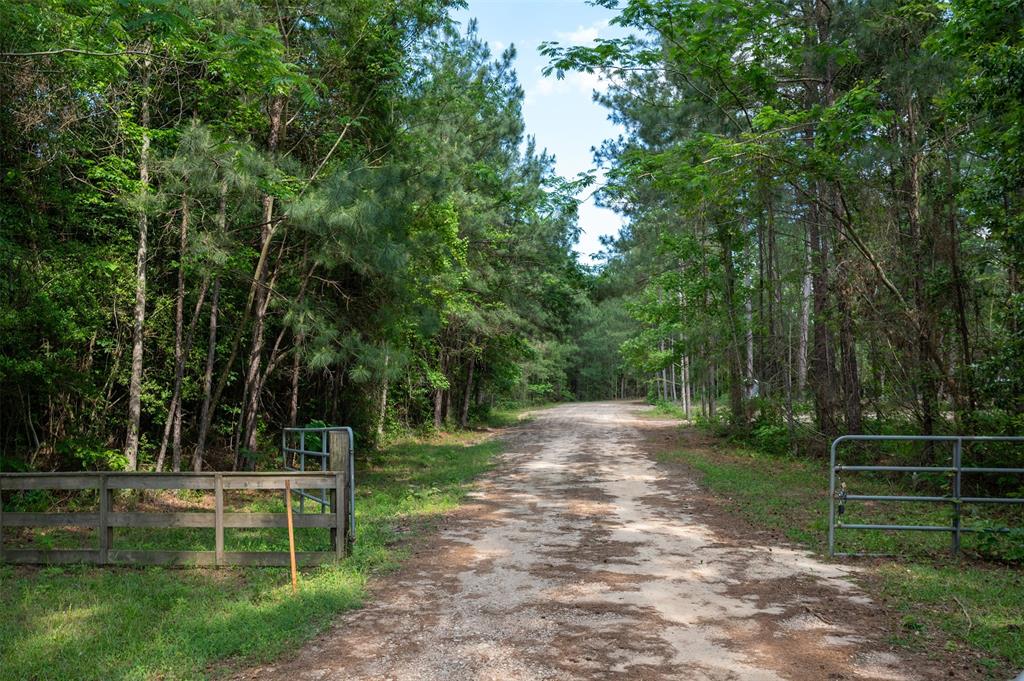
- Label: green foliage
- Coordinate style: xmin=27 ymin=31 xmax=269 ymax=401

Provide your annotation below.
xmin=544 ymin=0 xmax=1024 ymax=453
xmin=0 ymin=2 xmax=585 ymax=469
xmin=973 ymin=523 xmax=1024 ymax=563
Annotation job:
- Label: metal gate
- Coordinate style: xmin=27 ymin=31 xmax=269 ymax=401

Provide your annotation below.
xmin=282 ymin=426 xmax=355 ymax=542
xmin=828 ymin=434 xmax=1024 ymax=558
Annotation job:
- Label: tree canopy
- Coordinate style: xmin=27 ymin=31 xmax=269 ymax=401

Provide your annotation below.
xmin=0 ymin=0 xmax=585 ymax=471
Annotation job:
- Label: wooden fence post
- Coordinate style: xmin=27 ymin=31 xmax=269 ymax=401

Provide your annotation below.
xmin=328 ymin=430 xmax=350 ymax=557
xmin=334 ymin=471 xmax=344 ymax=559
xmin=214 ymin=473 xmax=224 ymax=567
xmin=0 ymin=476 xmax=5 ymax=564
xmin=98 ymin=474 xmax=111 ymax=564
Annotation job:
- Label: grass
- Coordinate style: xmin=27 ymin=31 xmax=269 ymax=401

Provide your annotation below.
xmin=657 ymin=433 xmax=1024 ymax=675
xmin=0 ymin=430 xmax=505 ymax=681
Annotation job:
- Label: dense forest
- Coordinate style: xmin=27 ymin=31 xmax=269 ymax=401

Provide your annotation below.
xmin=0 ymin=0 xmax=587 ymax=472
xmin=553 ymin=0 xmax=1024 ymax=455
xmin=1 ymin=0 xmax=1023 ymax=473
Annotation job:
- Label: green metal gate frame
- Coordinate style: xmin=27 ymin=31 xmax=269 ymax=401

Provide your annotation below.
xmin=828 ymin=434 xmax=1024 ymax=558
xmin=282 ymin=426 xmax=355 ymax=542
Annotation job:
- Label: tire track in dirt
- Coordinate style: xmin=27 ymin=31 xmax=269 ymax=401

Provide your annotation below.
xmin=234 ymin=401 xmax=955 ymax=681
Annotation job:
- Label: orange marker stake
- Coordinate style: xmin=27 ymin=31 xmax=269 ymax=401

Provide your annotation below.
xmin=284 ymin=480 xmax=298 ymax=593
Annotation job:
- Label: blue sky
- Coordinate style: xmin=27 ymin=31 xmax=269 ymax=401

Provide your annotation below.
xmin=452 ymin=1 xmax=625 ymax=264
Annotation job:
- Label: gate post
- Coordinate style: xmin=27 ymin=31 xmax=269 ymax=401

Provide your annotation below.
xmin=0 ymin=476 xmax=5 ymax=564
xmin=99 ymin=474 xmax=111 ymax=564
xmin=328 ymin=429 xmax=351 ymax=557
xmin=952 ymin=438 xmax=963 ymax=556
xmin=215 ymin=473 xmax=225 ymax=567
xmin=828 ymin=438 xmax=840 ymax=558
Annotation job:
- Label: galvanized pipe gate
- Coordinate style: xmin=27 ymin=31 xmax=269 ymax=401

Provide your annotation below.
xmin=282 ymin=426 xmax=355 ymax=544
xmin=829 ymin=435 xmax=1024 ymax=558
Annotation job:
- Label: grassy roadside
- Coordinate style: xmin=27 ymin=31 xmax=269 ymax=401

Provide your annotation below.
xmin=0 ymin=418 xmax=520 ymax=681
xmin=654 ymin=420 xmax=1023 ymax=676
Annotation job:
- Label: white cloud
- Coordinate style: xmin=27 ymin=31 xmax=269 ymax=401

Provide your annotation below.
xmin=492 ymin=40 xmax=506 ymax=54
xmin=528 ymin=70 xmax=607 ymax=103
xmin=557 ymin=19 xmax=610 ymax=46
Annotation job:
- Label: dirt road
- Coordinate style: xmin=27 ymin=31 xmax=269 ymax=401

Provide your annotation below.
xmin=237 ymin=402 xmax=946 ymax=681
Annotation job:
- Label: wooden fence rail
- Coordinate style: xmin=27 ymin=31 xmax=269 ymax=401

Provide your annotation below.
xmin=0 ymin=471 xmax=350 ymax=567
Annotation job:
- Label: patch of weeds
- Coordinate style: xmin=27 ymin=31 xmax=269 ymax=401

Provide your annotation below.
xmin=645 ymin=400 xmax=688 ymax=420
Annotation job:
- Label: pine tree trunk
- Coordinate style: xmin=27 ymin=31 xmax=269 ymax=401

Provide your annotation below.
xmin=433 ymin=350 xmax=446 ymax=429
xmin=241 ymin=95 xmax=285 ymax=455
xmin=745 ymin=287 xmax=755 ymax=396
xmin=719 ymin=226 xmax=746 ymax=427
xmin=669 ymin=341 xmax=678 ymax=402
xmin=289 ymin=345 xmax=301 ymax=427
xmin=906 ymin=97 xmax=937 ymax=442
xmin=797 ymin=237 xmax=812 ymax=395
xmin=194 ymin=178 xmax=227 ymax=470
xmin=194 ymin=277 xmax=220 ymax=472
xmin=171 ymin=198 xmax=191 ymax=471
xmin=460 ymin=355 xmax=475 ymax=428
xmin=376 ymin=351 xmax=389 ymax=437
xmin=124 ymin=53 xmax=151 ymax=471
xmin=682 ymin=356 xmax=691 ymax=418
xmin=156 ymin=196 xmax=191 ymax=472
xmin=948 ymin=183 xmax=976 ymax=420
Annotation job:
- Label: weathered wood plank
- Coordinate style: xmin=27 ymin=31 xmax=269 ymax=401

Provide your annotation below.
xmin=3 ymin=548 xmax=335 ymax=566
xmin=3 ymin=512 xmax=99 ymax=527
xmin=109 ymin=549 xmax=217 ymax=566
xmin=223 ymin=513 xmax=336 ymax=528
xmin=221 ymin=475 xmax=336 ymax=490
xmin=5 ymin=511 xmax=339 ymax=530
xmin=108 ymin=474 xmax=217 ymax=490
xmin=4 ymin=549 xmax=101 ymax=564
xmin=99 ymin=507 xmax=333 ymax=528
xmin=108 ymin=512 xmax=214 ymax=528
xmin=0 ymin=472 xmax=338 ymax=488
xmin=0 ymin=475 xmax=100 ymax=490
xmin=222 ymin=551 xmax=335 ymax=567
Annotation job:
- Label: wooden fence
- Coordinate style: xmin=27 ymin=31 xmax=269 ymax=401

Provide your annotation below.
xmin=0 ymin=471 xmax=350 ymax=567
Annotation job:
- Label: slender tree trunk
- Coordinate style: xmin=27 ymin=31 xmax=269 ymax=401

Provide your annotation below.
xmin=803 ymin=0 xmax=842 ymax=443
xmin=670 ymin=342 xmax=678 ymax=402
xmin=289 ymin=343 xmax=301 ymax=427
xmin=376 ymin=351 xmax=389 ymax=437
xmin=155 ymin=396 xmax=178 ymax=472
xmin=124 ymin=52 xmax=151 ymax=470
xmin=797 ymin=236 xmax=812 ymax=395
xmin=170 ymin=197 xmax=191 ymax=471
xmin=241 ymin=95 xmax=285 ymax=455
xmin=193 ymin=278 xmax=220 ymax=472
xmin=682 ymin=356 xmax=691 ymax=418
xmin=433 ymin=349 xmax=446 ymax=429
xmin=745 ymin=285 xmax=755 ymax=396
xmin=157 ymin=198 xmax=208 ymax=472
xmin=836 ymin=280 xmax=862 ymax=433
xmin=194 ymin=178 xmax=228 ymax=469
xmin=808 ymin=195 xmax=840 ymax=439
xmin=719 ymin=226 xmax=746 ymax=427
xmin=460 ymin=355 xmax=475 ymax=428
xmin=948 ymin=183 xmax=976 ymax=419
xmin=906 ymin=96 xmax=937 ymax=441
xmin=444 ymin=379 xmax=452 ymax=424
